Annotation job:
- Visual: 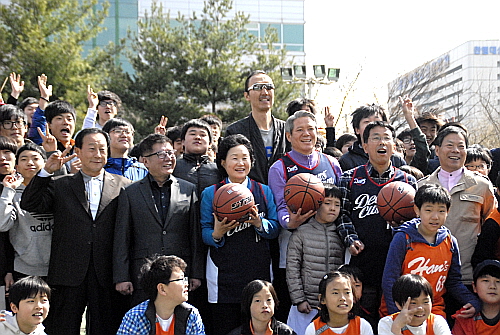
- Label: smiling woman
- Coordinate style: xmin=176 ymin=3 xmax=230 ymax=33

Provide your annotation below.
xmin=200 ymin=134 xmax=280 ymax=335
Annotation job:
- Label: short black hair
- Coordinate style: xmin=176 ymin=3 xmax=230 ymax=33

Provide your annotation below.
xmin=324 ymin=183 xmax=342 ymax=200
xmin=101 ymin=117 xmax=135 ymax=134
xmin=44 ymin=100 xmax=76 ymax=124
xmin=392 ymin=274 xmax=433 ymax=307
xmin=19 ymin=97 xmax=38 ymax=111
xmin=0 ymin=136 xmax=18 ymax=154
xmin=285 ymin=98 xmax=316 ymax=116
xmin=180 ymin=119 xmax=212 ymax=144
xmin=216 ymin=134 xmax=255 ymax=179
xmin=323 ymin=146 xmax=342 ymax=158
xmin=414 ymin=184 xmax=451 ymax=209
xmin=362 ymin=121 xmax=395 ymax=144
xmin=465 ymin=146 xmax=492 ymax=167
xmin=9 ymin=276 xmax=51 ymax=309
xmin=415 ymin=111 xmax=444 ymax=130
xmin=140 ymin=255 xmax=187 ymax=301
xmin=166 ymin=126 xmax=183 ymax=143
xmin=240 ymin=280 xmax=278 ymax=324
xmin=434 ymin=125 xmax=468 ymax=148
xmin=74 ymin=128 xmax=110 ymax=149
xmin=244 ymin=70 xmax=267 ymax=92
xmin=16 ymin=142 xmax=47 ymax=164
xmin=351 ymin=104 xmax=388 ymax=141
xmin=338 ymin=264 xmax=363 ymax=283
xmin=97 ymin=90 xmax=122 ymax=111
xmin=199 ymin=114 xmax=222 ymax=130
xmin=0 ymin=104 xmax=27 ymax=123
xmin=334 ymin=133 xmax=356 ymax=151
xmin=139 ymin=133 xmax=171 ymax=157
xmin=397 ymin=129 xmax=412 ymax=142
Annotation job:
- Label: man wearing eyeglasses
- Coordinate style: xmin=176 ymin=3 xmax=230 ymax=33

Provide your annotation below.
xmin=337 ymin=121 xmax=417 ymax=330
xmin=0 ymin=104 xmax=28 ymax=147
xmin=225 ymin=70 xmax=289 ymax=185
xmin=114 ymin=133 xmax=203 ymax=308
xmin=83 ymin=85 xmax=121 ymax=129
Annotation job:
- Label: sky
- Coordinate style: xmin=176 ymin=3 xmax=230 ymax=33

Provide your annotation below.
xmin=303 ymin=0 xmax=499 ymax=129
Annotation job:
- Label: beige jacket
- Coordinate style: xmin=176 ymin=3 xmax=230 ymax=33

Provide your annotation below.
xmin=418 ymin=168 xmax=496 ymax=284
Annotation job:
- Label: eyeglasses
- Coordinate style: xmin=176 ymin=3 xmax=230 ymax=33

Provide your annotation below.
xmin=143 ymin=150 xmax=177 ymax=160
xmin=248 ymin=83 xmax=275 ymax=91
xmin=110 ymin=128 xmax=134 ymax=136
xmin=98 ymin=100 xmax=117 ymax=107
xmin=465 ymin=163 xmax=489 ymax=171
xmin=402 ymin=138 xmax=413 ymax=144
xmin=168 ymin=276 xmax=188 ymax=284
xmin=368 ymin=136 xmax=393 ymax=143
xmin=1 ymin=120 xmax=26 ymax=129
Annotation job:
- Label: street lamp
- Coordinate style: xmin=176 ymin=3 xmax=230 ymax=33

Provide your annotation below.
xmin=280 ymin=65 xmax=340 ymax=99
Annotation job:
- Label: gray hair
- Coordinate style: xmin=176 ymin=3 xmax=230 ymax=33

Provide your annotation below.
xmin=285 ymin=110 xmax=317 ymax=133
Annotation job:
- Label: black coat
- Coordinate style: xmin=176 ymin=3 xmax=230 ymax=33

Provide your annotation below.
xmin=20 ymin=171 xmax=130 ymax=287
xmin=226 ymin=114 xmax=289 ymax=184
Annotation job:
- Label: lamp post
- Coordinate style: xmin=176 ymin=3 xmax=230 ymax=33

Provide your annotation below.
xmin=281 ymin=65 xmax=340 ymax=99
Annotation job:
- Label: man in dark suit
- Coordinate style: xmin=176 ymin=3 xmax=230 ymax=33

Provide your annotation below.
xmin=225 ymin=70 xmax=289 ymax=185
xmin=113 ymin=133 xmax=203 ymax=306
xmin=21 ymin=128 xmax=131 ymax=335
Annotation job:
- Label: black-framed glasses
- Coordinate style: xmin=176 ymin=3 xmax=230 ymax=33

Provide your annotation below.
xmin=1 ymin=120 xmax=26 ymax=129
xmin=110 ymin=128 xmax=134 ymax=136
xmin=168 ymin=276 xmax=188 ymax=284
xmin=143 ymin=150 xmax=177 ymax=160
xmin=98 ymin=100 xmax=117 ymax=107
xmin=248 ymin=83 xmax=275 ymax=91
xmin=402 ymin=138 xmax=413 ymax=144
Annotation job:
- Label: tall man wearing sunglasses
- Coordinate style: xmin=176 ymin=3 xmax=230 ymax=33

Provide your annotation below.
xmin=113 ymin=134 xmax=204 ymax=307
xmin=225 ymin=70 xmax=289 ymax=185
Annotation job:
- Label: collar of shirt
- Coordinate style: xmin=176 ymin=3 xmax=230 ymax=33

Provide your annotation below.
xmin=80 ymin=170 xmax=104 ymax=184
xmin=437 ymin=167 xmax=464 ymax=191
xmin=226 ymin=176 xmax=249 ymax=186
xmin=288 ymin=149 xmax=319 ymax=168
xmin=366 ymin=162 xmax=394 ymax=179
xmin=148 ymin=173 xmax=172 ymax=189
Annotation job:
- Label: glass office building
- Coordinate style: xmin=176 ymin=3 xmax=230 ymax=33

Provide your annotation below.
xmin=83 ymin=0 xmax=305 ymax=73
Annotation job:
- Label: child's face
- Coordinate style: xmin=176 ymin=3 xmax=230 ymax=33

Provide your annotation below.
xmin=414 ymin=202 xmax=449 ymax=237
xmin=315 ymin=196 xmax=341 ymax=224
xmin=10 ymin=293 xmax=49 ymax=333
xmin=397 ymin=292 xmax=432 ymax=327
xmin=352 ymin=279 xmax=363 ymax=301
xmin=473 ymin=275 xmax=500 ymax=306
xmin=320 ymin=277 xmax=353 ymax=317
xmin=250 ymin=287 xmax=275 ymax=324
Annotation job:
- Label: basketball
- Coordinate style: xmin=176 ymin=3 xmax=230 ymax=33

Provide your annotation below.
xmin=213 ymin=183 xmax=255 ymax=223
xmin=377 ymin=181 xmax=416 ymax=223
xmin=284 ymin=173 xmax=325 ymax=213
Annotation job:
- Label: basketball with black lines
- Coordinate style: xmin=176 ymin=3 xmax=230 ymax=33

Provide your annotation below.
xmin=377 ymin=181 xmax=416 ymax=223
xmin=284 ymin=173 xmax=325 ymax=213
xmin=213 ymin=183 xmax=255 ymax=223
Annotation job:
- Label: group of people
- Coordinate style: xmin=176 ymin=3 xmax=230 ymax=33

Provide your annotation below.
xmin=0 ymin=69 xmax=499 ymax=335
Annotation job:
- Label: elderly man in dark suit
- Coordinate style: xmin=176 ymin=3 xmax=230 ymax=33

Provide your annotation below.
xmin=21 ymin=127 xmax=131 ymax=335
xmin=113 ymin=133 xmax=203 ymax=306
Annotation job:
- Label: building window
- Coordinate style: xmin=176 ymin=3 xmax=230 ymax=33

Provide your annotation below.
xmin=498 ymin=61 xmax=500 ymax=67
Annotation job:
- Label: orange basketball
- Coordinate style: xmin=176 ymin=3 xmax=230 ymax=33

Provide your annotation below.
xmin=213 ymin=183 xmax=255 ymax=223
xmin=377 ymin=181 xmax=416 ymax=222
xmin=284 ymin=173 xmax=325 ymax=213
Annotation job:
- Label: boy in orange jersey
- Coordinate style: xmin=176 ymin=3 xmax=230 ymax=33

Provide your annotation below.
xmin=380 ymin=184 xmax=480 ymax=319
xmin=453 ymin=260 xmax=500 ymax=335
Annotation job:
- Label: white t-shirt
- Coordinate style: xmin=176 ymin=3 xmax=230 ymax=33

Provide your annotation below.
xmin=377 ymin=314 xmax=451 ymax=335
xmin=304 ymin=317 xmax=374 ymax=335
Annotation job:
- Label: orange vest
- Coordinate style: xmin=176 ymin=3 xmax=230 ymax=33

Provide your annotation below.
xmin=312 ymin=316 xmax=361 ymax=335
xmin=155 ymin=315 xmax=175 ymax=335
xmin=380 ymin=234 xmax=453 ymax=318
xmin=486 ymin=208 xmax=500 ymax=260
xmin=391 ymin=312 xmax=435 ymax=335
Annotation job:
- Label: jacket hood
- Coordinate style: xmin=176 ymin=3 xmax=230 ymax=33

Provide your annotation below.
xmin=393 ymin=218 xmax=450 ymax=245
xmin=347 ymin=140 xmax=368 ymax=158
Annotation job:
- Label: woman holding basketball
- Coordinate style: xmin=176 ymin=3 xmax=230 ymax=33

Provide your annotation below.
xmin=200 ymin=134 xmax=280 ymax=335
